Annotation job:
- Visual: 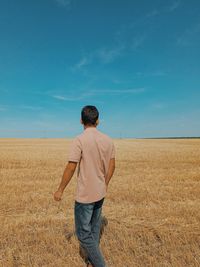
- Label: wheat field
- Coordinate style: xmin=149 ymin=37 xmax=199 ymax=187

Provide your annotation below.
xmin=0 ymin=138 xmax=200 ymax=267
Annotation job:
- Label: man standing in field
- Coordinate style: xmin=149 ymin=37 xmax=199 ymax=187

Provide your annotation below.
xmin=54 ymin=105 xmax=116 ymax=267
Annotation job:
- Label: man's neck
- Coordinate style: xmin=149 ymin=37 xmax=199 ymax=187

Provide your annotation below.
xmin=84 ymin=125 xmax=97 ymax=130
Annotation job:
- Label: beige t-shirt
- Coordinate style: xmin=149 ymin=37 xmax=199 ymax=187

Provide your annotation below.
xmin=68 ymin=127 xmax=115 ymax=203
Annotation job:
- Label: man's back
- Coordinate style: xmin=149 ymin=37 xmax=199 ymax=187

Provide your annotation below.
xmin=68 ymin=127 xmax=115 ymax=203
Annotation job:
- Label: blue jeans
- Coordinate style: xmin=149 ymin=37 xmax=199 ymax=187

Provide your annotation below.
xmin=74 ymin=197 xmax=107 ymax=267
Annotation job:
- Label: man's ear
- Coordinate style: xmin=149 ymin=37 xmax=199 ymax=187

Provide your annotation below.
xmin=80 ymin=118 xmax=83 ymax=125
xmin=96 ymin=119 xmax=99 ymax=126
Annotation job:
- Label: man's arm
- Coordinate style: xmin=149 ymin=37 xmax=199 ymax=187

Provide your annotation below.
xmin=105 ymin=158 xmax=115 ymax=187
xmin=54 ymin=161 xmax=77 ymax=201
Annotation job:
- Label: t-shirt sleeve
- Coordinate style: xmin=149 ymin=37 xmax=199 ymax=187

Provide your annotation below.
xmin=68 ymin=137 xmax=82 ymax=163
xmin=111 ymin=142 xmax=116 ymax=159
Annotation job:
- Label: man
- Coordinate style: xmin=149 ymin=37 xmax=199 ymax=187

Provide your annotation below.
xmin=54 ymin=105 xmax=116 ymax=267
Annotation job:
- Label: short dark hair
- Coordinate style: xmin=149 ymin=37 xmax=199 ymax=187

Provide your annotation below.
xmin=81 ymin=105 xmax=99 ymax=126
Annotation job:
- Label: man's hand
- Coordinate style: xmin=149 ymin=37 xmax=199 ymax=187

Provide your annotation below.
xmin=54 ymin=190 xmax=63 ymax=201
xmin=105 ymin=158 xmax=115 ymax=188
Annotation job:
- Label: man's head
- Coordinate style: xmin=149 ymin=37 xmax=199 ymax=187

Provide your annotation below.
xmin=81 ymin=105 xmax=99 ymax=127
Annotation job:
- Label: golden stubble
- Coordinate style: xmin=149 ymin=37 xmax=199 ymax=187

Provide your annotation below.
xmin=0 ymin=138 xmax=200 ymax=267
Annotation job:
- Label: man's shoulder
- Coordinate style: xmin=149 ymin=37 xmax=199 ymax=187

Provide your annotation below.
xmin=73 ymin=129 xmax=113 ymax=143
xmin=73 ymin=133 xmax=83 ymax=142
xmin=97 ymin=129 xmax=113 ymax=143
xmin=69 ymin=133 xmax=83 ymax=145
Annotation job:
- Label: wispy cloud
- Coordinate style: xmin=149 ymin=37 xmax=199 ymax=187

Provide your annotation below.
xmin=71 ymin=56 xmax=91 ymax=71
xmin=71 ymin=14 xmax=149 ymax=71
xmin=151 ymin=102 xmax=167 ymax=109
xmin=177 ymin=23 xmax=200 ymax=46
xmin=52 ymin=91 xmax=95 ymax=101
xmin=127 ymin=2 xmax=181 ymax=34
xmin=167 ymin=0 xmax=181 ymax=12
xmin=130 ymin=1 xmax=181 ymax=26
xmin=51 ymin=87 xmax=145 ymax=101
xmin=52 ymin=95 xmax=69 ymax=101
xmin=72 ymin=6 xmax=160 ymax=71
xmin=131 ymin=35 xmax=146 ymax=50
xmin=92 ymin=88 xmax=145 ymax=94
xmin=129 ymin=9 xmax=160 ymax=30
xmin=71 ymin=2 xmax=181 ymax=72
xmin=97 ymin=45 xmax=125 ymax=64
xmin=54 ymin=0 xmax=72 ymax=7
xmin=71 ymin=43 xmax=125 ymax=71
xmin=145 ymin=9 xmax=160 ymax=19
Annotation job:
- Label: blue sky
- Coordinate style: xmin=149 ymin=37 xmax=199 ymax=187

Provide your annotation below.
xmin=0 ymin=0 xmax=200 ymax=138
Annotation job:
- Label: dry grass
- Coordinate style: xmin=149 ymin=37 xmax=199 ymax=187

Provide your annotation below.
xmin=0 ymin=138 xmax=200 ymax=267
